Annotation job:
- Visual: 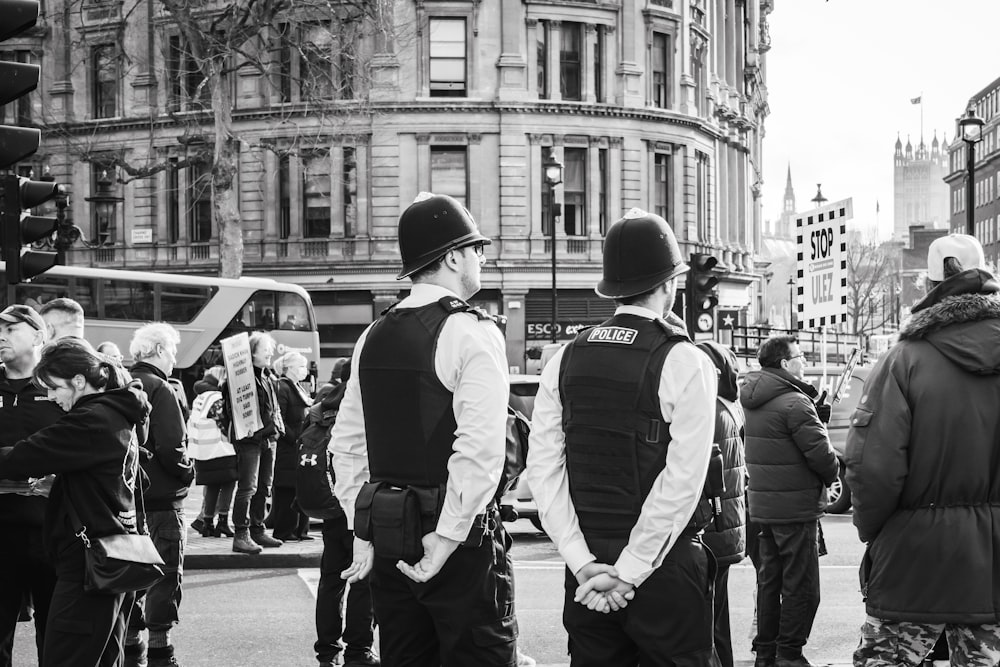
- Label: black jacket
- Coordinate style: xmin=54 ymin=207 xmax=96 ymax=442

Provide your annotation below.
xmin=131 ymin=362 xmax=194 ymax=510
xmin=740 ymin=368 xmax=838 ymax=523
xmin=0 ymin=383 xmax=150 ymax=580
xmin=701 ymin=397 xmax=747 ymax=564
xmin=0 ymin=367 xmax=64 ymax=528
xmin=223 ymin=367 xmax=284 ymax=448
xmin=846 ymin=269 xmax=1000 ymax=623
xmin=274 ymin=376 xmax=310 ymax=488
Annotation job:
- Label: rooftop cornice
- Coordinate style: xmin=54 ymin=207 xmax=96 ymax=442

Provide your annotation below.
xmin=43 ymin=100 xmax=725 ymax=138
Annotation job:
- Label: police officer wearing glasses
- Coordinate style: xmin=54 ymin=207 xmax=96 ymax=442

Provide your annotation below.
xmin=525 ymin=209 xmax=719 ymax=666
xmin=333 ymin=193 xmax=517 ymax=666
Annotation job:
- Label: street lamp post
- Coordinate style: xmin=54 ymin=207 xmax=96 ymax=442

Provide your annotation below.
xmin=787 ymin=276 xmax=795 ymax=331
xmin=85 ymin=170 xmax=124 ymax=257
xmin=543 ymin=148 xmax=564 ymax=344
xmin=960 ymin=107 xmax=985 ymax=236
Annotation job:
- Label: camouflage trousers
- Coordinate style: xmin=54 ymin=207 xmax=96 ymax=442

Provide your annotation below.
xmin=855 ymin=615 xmax=1000 ymax=666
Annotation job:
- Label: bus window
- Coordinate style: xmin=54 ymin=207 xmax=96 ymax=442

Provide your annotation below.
xmin=246 ymin=291 xmax=277 ymax=330
xmin=100 ymin=279 xmax=154 ymax=321
xmin=160 ymin=285 xmax=216 ymax=323
xmin=276 ymin=292 xmax=312 ymax=330
xmin=242 ymin=290 xmax=314 ymax=331
xmin=15 ymin=274 xmax=73 ymax=312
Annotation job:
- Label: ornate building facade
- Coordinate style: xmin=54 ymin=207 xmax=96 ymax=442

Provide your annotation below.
xmin=946 ymin=76 xmax=1000 ymax=268
xmin=6 ymin=0 xmax=772 ymax=374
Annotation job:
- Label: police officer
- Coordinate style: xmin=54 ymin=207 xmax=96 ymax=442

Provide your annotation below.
xmin=334 ymin=193 xmax=517 ymax=666
xmin=525 ymin=209 xmax=719 ymax=666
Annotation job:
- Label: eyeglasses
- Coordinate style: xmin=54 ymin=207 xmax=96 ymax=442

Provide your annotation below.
xmin=453 ymin=242 xmax=486 ymax=258
xmin=787 ymin=353 xmax=805 ymax=361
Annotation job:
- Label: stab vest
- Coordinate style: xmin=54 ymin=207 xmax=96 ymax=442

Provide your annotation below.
xmin=559 ymin=314 xmax=684 ymax=538
xmin=358 ymin=296 xmax=491 ymax=488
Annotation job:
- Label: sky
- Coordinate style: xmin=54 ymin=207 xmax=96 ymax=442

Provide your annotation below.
xmin=762 ymin=0 xmax=1000 ymax=239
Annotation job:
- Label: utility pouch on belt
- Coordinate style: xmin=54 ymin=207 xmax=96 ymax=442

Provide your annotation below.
xmin=371 ymin=486 xmax=423 ymax=563
xmin=353 ymin=481 xmax=382 ymax=542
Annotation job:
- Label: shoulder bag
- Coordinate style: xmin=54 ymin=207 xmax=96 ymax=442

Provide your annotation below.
xmin=66 ymin=475 xmax=165 ymax=595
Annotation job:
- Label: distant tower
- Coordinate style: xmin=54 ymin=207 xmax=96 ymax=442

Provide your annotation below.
xmin=776 ymin=164 xmax=796 ymax=239
xmin=893 ymin=130 xmax=950 ymax=243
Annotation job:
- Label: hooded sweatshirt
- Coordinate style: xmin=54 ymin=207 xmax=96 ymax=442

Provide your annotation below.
xmin=845 ymin=268 xmax=1000 ymax=623
xmin=0 ymin=382 xmax=150 ymax=580
xmin=740 ymin=366 xmax=838 ymax=524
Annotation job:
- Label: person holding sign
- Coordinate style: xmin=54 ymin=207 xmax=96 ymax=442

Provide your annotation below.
xmin=333 ymin=193 xmax=516 ymax=665
xmin=222 ymin=332 xmax=286 ymax=555
xmin=740 ymin=336 xmax=837 ymax=667
xmin=847 ymin=235 xmax=1000 ymax=666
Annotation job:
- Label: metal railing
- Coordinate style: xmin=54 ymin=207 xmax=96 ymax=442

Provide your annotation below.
xmin=732 ymin=325 xmax=862 ymax=366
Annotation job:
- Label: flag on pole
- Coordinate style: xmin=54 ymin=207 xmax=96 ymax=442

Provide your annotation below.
xmin=911 ymin=96 xmax=922 ymax=104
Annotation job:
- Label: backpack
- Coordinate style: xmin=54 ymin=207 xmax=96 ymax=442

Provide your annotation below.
xmin=498 ymin=405 xmax=530 ymax=501
xmin=186 ymin=391 xmax=235 ymax=461
xmin=295 ymin=384 xmax=346 ymax=520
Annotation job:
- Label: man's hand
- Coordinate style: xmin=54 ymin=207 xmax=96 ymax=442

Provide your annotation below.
xmin=341 ymin=537 xmax=373 ymax=583
xmin=574 ymin=569 xmax=635 ymax=613
xmin=815 ymin=390 xmax=832 ymax=423
xmin=27 ymin=475 xmax=55 ymax=498
xmin=396 ymin=532 xmax=461 ymax=583
xmin=574 ymin=561 xmax=618 ymax=586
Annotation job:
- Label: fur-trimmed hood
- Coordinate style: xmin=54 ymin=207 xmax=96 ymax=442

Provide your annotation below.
xmin=900 ymin=271 xmax=1000 ymax=374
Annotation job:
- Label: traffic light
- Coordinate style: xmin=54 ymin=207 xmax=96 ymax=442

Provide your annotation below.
xmin=1 ymin=175 xmax=58 ymax=284
xmin=1 ymin=0 xmax=42 ymax=170
xmin=1 ymin=0 xmax=59 ymax=284
xmin=686 ymin=253 xmax=720 ymax=336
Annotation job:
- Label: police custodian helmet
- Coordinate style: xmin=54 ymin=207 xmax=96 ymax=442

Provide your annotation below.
xmin=596 ymin=208 xmax=688 ymax=299
xmin=396 ymin=192 xmax=491 ymax=279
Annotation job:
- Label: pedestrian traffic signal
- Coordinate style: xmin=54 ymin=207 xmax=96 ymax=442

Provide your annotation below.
xmin=686 ymin=253 xmax=720 ymax=336
xmin=1 ymin=174 xmax=59 ymax=284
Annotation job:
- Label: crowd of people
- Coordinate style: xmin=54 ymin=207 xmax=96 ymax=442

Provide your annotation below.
xmin=2 ymin=191 xmax=1000 ymax=667
xmin=0 ymin=300 xmax=379 ymax=667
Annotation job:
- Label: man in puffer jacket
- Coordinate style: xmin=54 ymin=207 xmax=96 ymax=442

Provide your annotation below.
xmin=740 ymin=335 xmax=838 ymax=667
xmin=697 ymin=341 xmax=747 ymax=667
xmin=847 ymin=234 xmax=1000 ymax=666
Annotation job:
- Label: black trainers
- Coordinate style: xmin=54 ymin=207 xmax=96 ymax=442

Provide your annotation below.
xmin=147 ymin=645 xmax=179 ymax=667
xmin=344 ymin=649 xmax=380 ymax=667
xmin=123 ymin=640 xmax=148 ymax=667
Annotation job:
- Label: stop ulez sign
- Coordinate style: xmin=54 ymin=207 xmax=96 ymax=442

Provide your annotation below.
xmin=795 ymin=198 xmax=853 ymax=330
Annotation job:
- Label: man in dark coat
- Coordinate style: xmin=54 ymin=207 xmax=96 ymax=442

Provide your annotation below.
xmin=0 ymin=305 xmax=62 ymax=667
xmin=126 ymin=323 xmax=194 ymax=667
xmin=847 ymin=234 xmax=1000 ymax=666
xmin=740 ymin=335 xmax=837 ymax=667
xmin=698 ymin=341 xmax=747 ymax=667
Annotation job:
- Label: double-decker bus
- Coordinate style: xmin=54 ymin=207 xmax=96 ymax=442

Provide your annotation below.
xmin=1 ymin=263 xmax=321 ymax=399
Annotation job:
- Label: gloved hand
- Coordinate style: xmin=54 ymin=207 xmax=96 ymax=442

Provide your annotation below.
xmin=815 ymin=390 xmax=832 ymax=423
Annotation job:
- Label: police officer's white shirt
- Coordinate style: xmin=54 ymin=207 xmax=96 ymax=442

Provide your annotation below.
xmin=330 ymin=283 xmax=510 ymax=543
xmin=525 ymin=304 xmax=718 ymax=587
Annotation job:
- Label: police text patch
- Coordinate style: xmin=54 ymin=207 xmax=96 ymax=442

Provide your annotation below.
xmin=587 ymin=326 xmax=638 ymax=345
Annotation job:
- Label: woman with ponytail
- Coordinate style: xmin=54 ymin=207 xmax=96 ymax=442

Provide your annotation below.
xmin=0 ymin=338 xmax=150 ymax=667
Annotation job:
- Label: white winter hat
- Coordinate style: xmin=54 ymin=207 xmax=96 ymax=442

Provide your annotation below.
xmin=927 ymin=234 xmax=986 ymax=281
